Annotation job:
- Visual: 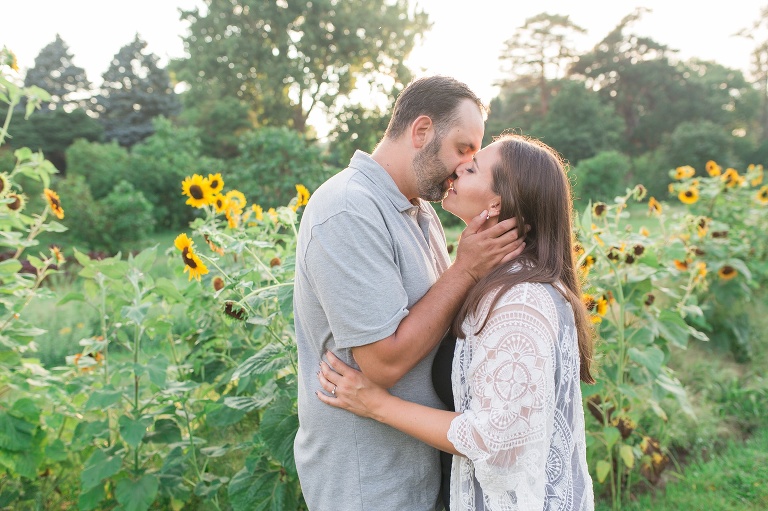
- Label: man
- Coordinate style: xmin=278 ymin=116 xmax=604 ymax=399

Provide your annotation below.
xmin=293 ymin=76 xmax=523 ymax=510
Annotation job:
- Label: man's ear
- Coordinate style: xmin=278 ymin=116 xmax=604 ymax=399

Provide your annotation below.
xmin=410 ymin=115 xmax=433 ymax=149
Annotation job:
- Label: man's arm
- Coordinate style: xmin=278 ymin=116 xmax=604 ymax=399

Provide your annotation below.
xmin=352 ymin=210 xmax=524 ymax=388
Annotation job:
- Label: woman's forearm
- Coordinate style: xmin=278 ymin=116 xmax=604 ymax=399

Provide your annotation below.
xmin=374 ymin=394 xmax=462 ymax=456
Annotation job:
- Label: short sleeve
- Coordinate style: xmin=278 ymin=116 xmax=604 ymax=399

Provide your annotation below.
xmin=447 ymin=284 xmax=558 ymax=509
xmin=304 ymin=210 xmax=409 ymax=348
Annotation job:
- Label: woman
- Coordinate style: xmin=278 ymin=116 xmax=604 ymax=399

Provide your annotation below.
xmin=316 ymin=134 xmax=595 ymax=510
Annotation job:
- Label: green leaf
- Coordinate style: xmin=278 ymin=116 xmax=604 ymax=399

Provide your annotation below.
xmin=232 ymin=344 xmax=290 ymax=381
xmin=81 ymin=449 xmax=122 ymax=492
xmin=45 ymin=438 xmax=68 ymax=462
xmin=38 ymin=220 xmax=67 ymax=233
xmin=0 ymin=412 xmax=35 ymax=452
xmin=121 ymin=303 xmax=150 ymax=325
xmin=144 ymin=418 xmax=182 ymax=444
xmin=655 ymin=310 xmax=691 ymax=348
xmin=596 ymin=460 xmax=611 ymax=483
xmin=57 ymin=292 xmax=85 ymax=305
xmin=119 ymin=415 xmax=152 ymax=450
xmin=77 ymin=483 xmax=105 ymax=511
xmin=228 ymin=457 xmax=299 ymax=511
xmin=84 ymin=389 xmax=123 ymax=411
xmin=131 ymin=246 xmax=157 ymax=273
xmin=0 ymin=259 xmax=21 ymax=276
xmin=628 ymin=346 xmax=664 ymax=377
xmin=619 ymin=444 xmax=635 ymax=469
xmin=603 ymin=426 xmax=620 ymax=450
xmin=154 ymin=277 xmax=186 ymax=303
xmin=115 ymin=473 xmax=160 ymax=511
xmin=260 ymin=398 xmax=298 ymax=475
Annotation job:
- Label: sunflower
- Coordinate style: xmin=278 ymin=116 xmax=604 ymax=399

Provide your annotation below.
xmin=252 ymin=204 xmax=264 ymax=221
xmin=296 ymin=184 xmax=310 ymax=208
xmin=182 ymin=175 xmax=212 ymax=208
xmin=174 ymin=233 xmax=209 ymax=281
xmin=267 ymin=207 xmax=278 ymax=223
xmin=722 ymin=168 xmax=740 ymax=188
xmin=580 ymin=255 xmax=595 ymax=273
xmin=757 ymin=186 xmax=768 ymax=205
xmin=673 ymin=259 xmax=689 ymax=271
xmin=632 ymin=184 xmax=648 ymax=201
xmin=695 ymin=262 xmax=707 ymax=280
xmin=211 ymin=194 xmax=228 ymax=214
xmin=5 ymin=192 xmax=25 ymax=212
xmin=678 ymin=188 xmax=699 ymax=205
xmin=749 ymin=164 xmax=764 ymax=186
xmin=592 ymin=202 xmax=607 ymax=217
xmin=718 ymin=265 xmax=737 ymax=281
xmin=705 ymin=160 xmax=722 ymax=177
xmin=207 ymin=173 xmax=225 ymax=194
xmin=212 ymin=276 xmax=225 ymax=291
xmin=50 ymin=246 xmax=65 ymax=265
xmin=673 ymin=166 xmax=695 ymax=180
xmin=43 ymin=188 xmax=64 ymax=219
xmin=639 ymin=226 xmax=650 ymax=237
xmin=596 ymin=296 xmax=608 ymax=317
xmin=225 ymin=190 xmax=247 ymax=213
xmin=648 ymin=197 xmax=662 ymax=216
xmin=696 ymin=217 xmax=709 ymax=237
xmin=0 ymin=173 xmax=10 ymax=198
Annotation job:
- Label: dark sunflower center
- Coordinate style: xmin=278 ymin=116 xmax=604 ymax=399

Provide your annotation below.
xmin=722 ymin=266 xmax=735 ymax=275
xmin=181 ymin=247 xmax=197 ymax=268
xmin=49 ymin=196 xmax=61 ymax=208
xmin=685 ymin=191 xmax=693 ymax=197
xmin=210 ymin=179 xmax=219 ymax=189
xmin=0 ymin=180 xmax=5 ymax=193
xmin=190 ymin=185 xmax=204 ymax=200
xmin=761 ymin=190 xmax=768 ymax=199
xmin=8 ymin=195 xmax=21 ymax=210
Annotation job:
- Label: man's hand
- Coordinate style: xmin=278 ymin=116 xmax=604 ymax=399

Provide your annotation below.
xmin=454 ymin=210 xmax=525 ymax=283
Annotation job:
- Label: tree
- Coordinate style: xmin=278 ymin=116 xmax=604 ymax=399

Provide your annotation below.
xmin=569 ymin=9 xmax=680 ymax=153
xmin=736 ymin=6 xmax=768 ymax=140
xmin=173 ymin=0 xmax=430 ymax=134
xmin=96 ymin=35 xmax=181 ymax=147
xmin=23 ymin=34 xmax=91 ymax=112
xmin=326 ymin=102 xmax=390 ymax=167
xmin=530 ymin=80 xmax=625 ymax=165
xmin=484 ymin=76 xmax=545 ymax=145
xmin=499 ymin=13 xmax=586 ymax=116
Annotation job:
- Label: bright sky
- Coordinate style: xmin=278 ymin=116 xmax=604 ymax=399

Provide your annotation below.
xmin=3 ymin=0 xmax=765 ymax=135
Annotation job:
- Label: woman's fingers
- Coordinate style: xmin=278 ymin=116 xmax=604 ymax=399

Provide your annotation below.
xmin=324 ymin=350 xmax=347 ymax=376
xmin=317 ymin=362 xmax=336 ymax=394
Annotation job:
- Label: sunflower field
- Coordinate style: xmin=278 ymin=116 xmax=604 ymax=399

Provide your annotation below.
xmin=1 ymin=47 xmax=768 ymax=510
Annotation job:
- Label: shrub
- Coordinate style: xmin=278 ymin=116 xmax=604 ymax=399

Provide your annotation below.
xmin=65 ymin=138 xmax=130 ymax=199
xmin=571 ymin=150 xmax=631 ymax=206
xmin=99 ymin=180 xmax=155 ymax=253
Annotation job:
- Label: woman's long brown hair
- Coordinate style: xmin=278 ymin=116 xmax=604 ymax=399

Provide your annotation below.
xmin=452 ymin=134 xmax=595 ymax=384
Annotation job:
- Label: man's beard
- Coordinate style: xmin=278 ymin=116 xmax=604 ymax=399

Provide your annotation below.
xmin=413 ymin=134 xmax=450 ymax=202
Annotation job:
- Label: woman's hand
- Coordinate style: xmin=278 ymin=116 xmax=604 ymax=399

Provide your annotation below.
xmin=316 ymin=351 xmax=391 ymax=421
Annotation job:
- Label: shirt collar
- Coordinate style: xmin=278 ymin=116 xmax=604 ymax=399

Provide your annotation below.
xmin=349 ymin=150 xmax=419 ymax=213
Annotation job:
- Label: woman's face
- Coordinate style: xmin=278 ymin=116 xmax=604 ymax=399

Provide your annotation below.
xmin=441 ymin=142 xmax=502 ymax=225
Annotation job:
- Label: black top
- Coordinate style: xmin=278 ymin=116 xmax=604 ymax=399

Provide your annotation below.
xmin=431 ymin=331 xmax=456 ymax=412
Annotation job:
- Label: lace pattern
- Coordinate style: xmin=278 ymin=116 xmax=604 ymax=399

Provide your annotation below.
xmin=447 ymin=282 xmax=594 ymax=511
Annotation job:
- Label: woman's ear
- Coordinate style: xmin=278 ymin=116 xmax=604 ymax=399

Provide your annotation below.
xmin=488 ymin=199 xmax=502 ymax=218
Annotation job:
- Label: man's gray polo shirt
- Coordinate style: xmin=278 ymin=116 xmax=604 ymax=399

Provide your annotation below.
xmin=293 ymin=151 xmax=451 ymax=510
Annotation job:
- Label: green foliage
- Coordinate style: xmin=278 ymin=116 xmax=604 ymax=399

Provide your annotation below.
xmin=54 ymin=173 xmax=104 ymax=249
xmin=326 ymin=103 xmax=389 ymax=167
xmin=96 ymin=35 xmax=180 ymax=147
xmin=99 ymin=180 xmax=155 ymax=254
xmin=658 ymin=121 xmax=737 ymax=174
xmin=177 ymin=94 xmax=252 ymax=159
xmin=571 ymin=150 xmax=631 ymax=205
xmin=129 ymin=117 xmax=221 ymax=230
xmin=531 ymin=80 xmax=625 ymax=165
xmin=174 ymin=0 xmax=429 ymax=132
xmin=65 ymin=138 xmax=130 ymax=200
xmin=629 ymin=150 xmax=668 ymax=198
xmin=231 ymin=127 xmax=329 ymax=208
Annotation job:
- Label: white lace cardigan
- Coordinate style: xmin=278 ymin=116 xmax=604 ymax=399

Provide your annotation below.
xmin=446 ymin=282 xmax=594 ymax=511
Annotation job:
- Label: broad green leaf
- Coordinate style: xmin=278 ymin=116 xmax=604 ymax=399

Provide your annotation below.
xmin=121 ymin=303 xmax=150 ymax=324
xmin=77 ymin=483 xmax=105 ymax=511
xmin=619 ymin=444 xmax=635 ymax=469
xmin=596 ymin=460 xmax=611 ymax=483
xmin=655 ymin=310 xmax=690 ymax=348
xmin=228 ymin=457 xmax=299 ymax=511
xmin=119 ymin=415 xmax=152 ymax=449
xmin=45 ymin=438 xmax=68 ymax=462
xmin=154 ymin=277 xmax=186 ymax=303
xmin=0 ymin=259 xmax=21 ymax=276
xmin=57 ymin=292 xmax=85 ymax=305
xmin=38 ymin=220 xmax=67 ymax=233
xmin=84 ymin=389 xmax=123 ymax=411
xmin=232 ymin=344 xmax=290 ymax=381
xmin=131 ymin=246 xmax=157 ymax=273
xmin=628 ymin=346 xmax=664 ymax=376
xmin=81 ymin=449 xmax=122 ymax=491
xmin=260 ymin=398 xmax=298 ymax=475
xmin=0 ymin=412 xmax=34 ymax=452
xmin=145 ymin=354 xmax=169 ymax=388
xmin=115 ymin=473 xmax=159 ymax=511
xmin=144 ymin=418 xmax=182 ymax=444
xmin=603 ymin=426 xmax=620 ymax=450
xmin=194 ymin=476 xmax=229 ymax=498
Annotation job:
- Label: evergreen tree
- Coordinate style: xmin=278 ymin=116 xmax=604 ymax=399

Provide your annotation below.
xmin=96 ymin=35 xmax=180 ymax=147
xmin=23 ymin=34 xmax=91 ymax=111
